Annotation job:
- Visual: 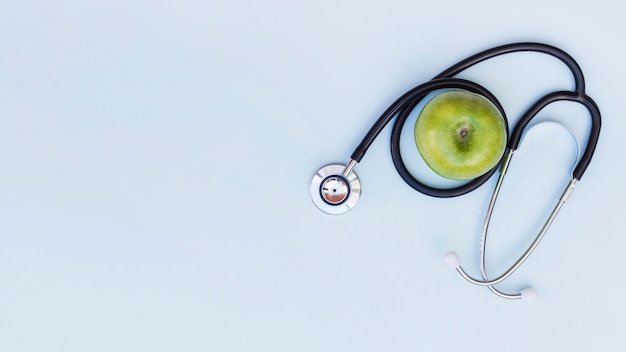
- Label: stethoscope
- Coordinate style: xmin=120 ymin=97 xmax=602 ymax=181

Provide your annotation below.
xmin=310 ymin=42 xmax=601 ymax=299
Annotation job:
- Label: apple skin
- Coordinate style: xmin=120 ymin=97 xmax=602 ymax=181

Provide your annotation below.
xmin=414 ymin=89 xmax=507 ymax=180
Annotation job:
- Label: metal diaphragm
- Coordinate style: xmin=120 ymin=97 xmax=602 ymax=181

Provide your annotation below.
xmin=310 ymin=164 xmax=361 ymax=214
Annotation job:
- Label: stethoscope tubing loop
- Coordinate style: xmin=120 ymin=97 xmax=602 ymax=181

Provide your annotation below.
xmin=389 ymin=78 xmax=509 ymax=197
xmin=352 ymin=77 xmax=509 ymax=198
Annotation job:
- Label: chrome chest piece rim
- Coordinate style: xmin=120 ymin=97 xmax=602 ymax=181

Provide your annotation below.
xmin=310 ymin=163 xmax=361 ymax=215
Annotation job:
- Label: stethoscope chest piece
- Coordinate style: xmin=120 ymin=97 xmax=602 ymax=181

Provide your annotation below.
xmin=310 ymin=163 xmax=361 ymax=215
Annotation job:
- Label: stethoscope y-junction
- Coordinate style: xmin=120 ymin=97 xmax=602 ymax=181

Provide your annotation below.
xmin=310 ymin=42 xmax=601 ymax=299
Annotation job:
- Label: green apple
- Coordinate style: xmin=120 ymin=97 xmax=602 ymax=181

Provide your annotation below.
xmin=414 ymin=89 xmax=507 ymax=180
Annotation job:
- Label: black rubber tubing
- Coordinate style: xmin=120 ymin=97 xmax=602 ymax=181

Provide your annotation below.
xmin=349 ymin=42 xmax=601 ymax=197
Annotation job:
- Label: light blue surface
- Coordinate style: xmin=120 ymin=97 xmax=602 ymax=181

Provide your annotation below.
xmin=1 ymin=1 xmax=624 ymax=351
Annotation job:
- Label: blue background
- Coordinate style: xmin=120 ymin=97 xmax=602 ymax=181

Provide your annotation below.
xmin=1 ymin=1 xmax=624 ymax=351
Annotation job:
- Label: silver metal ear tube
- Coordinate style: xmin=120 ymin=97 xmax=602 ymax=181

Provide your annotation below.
xmin=448 ymin=149 xmax=578 ymax=299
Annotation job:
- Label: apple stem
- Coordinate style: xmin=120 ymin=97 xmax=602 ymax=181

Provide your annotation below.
xmin=459 ymin=126 xmax=469 ymax=138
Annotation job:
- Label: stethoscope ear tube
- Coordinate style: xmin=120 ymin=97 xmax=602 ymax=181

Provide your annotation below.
xmin=507 ymin=92 xmax=601 ymax=180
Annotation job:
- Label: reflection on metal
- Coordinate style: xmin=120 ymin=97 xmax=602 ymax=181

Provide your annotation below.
xmin=310 ymin=163 xmax=361 ymax=215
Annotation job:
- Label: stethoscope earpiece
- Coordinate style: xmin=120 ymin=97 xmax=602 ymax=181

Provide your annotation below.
xmin=312 ymin=42 xmax=601 ymax=299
